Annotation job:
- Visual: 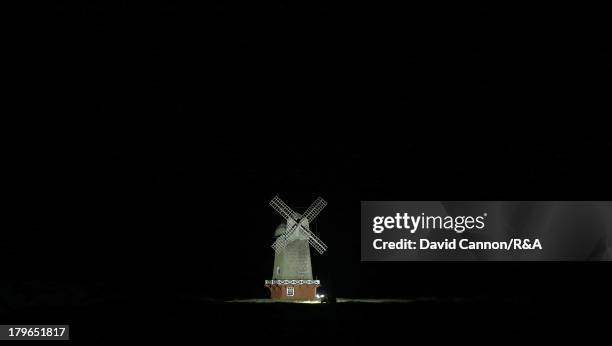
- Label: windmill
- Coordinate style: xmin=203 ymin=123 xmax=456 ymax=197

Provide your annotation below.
xmin=264 ymin=196 xmax=328 ymax=300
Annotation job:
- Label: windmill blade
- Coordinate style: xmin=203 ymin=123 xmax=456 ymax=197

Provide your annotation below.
xmin=302 ymin=197 xmax=327 ymax=223
xmin=270 ymin=196 xmax=298 ymax=221
xmin=298 ymin=225 xmax=328 ymax=254
xmin=271 ymin=231 xmax=294 ymax=253
xmin=271 ymin=230 xmax=291 ymax=251
xmin=307 ymin=237 xmax=327 ymax=255
xmin=271 ymin=221 xmax=301 ymax=253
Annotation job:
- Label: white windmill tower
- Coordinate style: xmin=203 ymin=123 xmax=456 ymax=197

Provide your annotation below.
xmin=264 ymin=196 xmax=328 ymax=300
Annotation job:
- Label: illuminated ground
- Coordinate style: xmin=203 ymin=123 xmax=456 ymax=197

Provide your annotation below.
xmin=225 ymin=297 xmax=440 ymax=303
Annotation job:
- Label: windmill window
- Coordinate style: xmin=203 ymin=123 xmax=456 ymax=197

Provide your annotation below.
xmin=286 ymin=287 xmax=294 ymax=296
xmin=276 ymin=266 xmax=280 ymax=275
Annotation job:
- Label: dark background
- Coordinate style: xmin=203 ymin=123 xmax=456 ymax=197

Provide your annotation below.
xmin=4 ymin=1 xmax=611 ymax=343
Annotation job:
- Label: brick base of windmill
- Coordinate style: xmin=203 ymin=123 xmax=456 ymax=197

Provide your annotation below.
xmin=265 ymin=280 xmax=320 ymax=300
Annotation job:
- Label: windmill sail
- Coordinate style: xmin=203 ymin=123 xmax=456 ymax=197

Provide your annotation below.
xmin=302 ymin=197 xmax=327 ymax=223
xmin=270 ymin=196 xmax=328 ymax=254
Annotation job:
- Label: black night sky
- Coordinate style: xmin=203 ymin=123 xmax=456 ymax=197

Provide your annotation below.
xmin=4 ymin=2 xmax=611 ymax=343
